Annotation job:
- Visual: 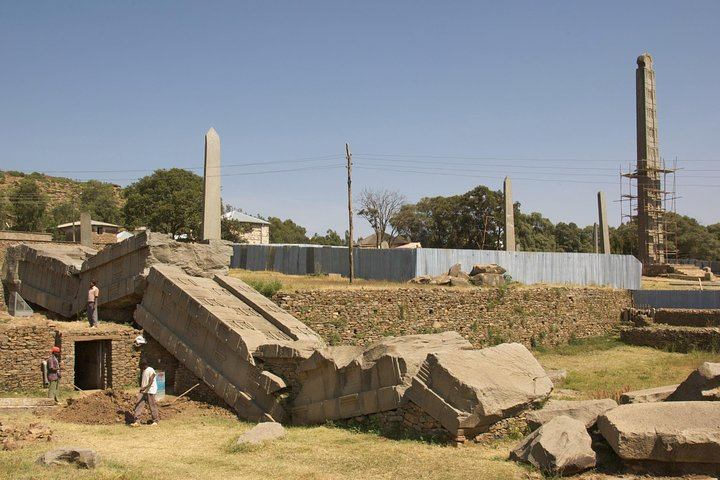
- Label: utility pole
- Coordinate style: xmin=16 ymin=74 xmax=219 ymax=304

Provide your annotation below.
xmin=346 ymin=143 xmax=354 ymax=283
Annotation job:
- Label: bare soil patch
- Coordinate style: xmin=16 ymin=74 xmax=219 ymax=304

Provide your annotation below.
xmin=54 ymin=389 xmax=236 ymax=425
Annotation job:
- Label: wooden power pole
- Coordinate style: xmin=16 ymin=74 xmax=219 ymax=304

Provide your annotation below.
xmin=346 ymin=143 xmax=354 ymax=283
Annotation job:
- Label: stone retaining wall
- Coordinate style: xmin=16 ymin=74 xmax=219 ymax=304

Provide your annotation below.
xmin=275 ymin=287 xmax=631 ymax=348
xmin=620 ymin=325 xmax=720 ymax=352
xmin=0 ymin=320 xmax=140 ymax=392
xmin=0 ymin=322 xmax=56 ymax=390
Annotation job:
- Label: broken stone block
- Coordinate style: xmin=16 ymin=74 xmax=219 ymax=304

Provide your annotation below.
xmin=134 ymin=265 xmax=323 ymax=423
xmin=405 ymin=343 xmax=553 ymax=438
xmin=292 ymin=332 xmax=472 ymax=425
xmin=667 ymin=362 xmax=720 ymax=401
xmin=237 ymin=422 xmax=287 ymax=445
xmin=469 ymin=273 xmax=505 ymax=286
xmin=469 ymin=264 xmax=506 ymax=275
xmin=447 ymin=263 xmax=463 ymax=277
xmin=36 ymin=448 xmax=100 ymax=468
xmin=510 ymin=415 xmax=596 ymax=476
xmin=525 ymin=399 xmax=617 ymax=430
xmin=619 ymin=385 xmax=679 ymax=404
xmin=598 ymin=402 xmax=720 ymax=469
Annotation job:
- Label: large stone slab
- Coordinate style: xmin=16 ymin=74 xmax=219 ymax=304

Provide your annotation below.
xmin=135 ymin=265 xmax=323 ymax=423
xmin=619 ymin=384 xmax=679 ymax=404
xmin=2 ymin=243 xmax=96 ymax=317
xmin=510 ymin=415 xmax=596 ymax=476
xmin=405 ymin=343 xmax=553 ymax=438
xmin=292 ymin=332 xmax=472 ymax=425
xmin=598 ymin=402 xmax=720 ymax=467
xmin=525 ymin=399 xmax=617 ymax=430
xmin=76 ymin=231 xmax=233 ymax=314
xmin=667 ymin=362 xmax=720 ymax=401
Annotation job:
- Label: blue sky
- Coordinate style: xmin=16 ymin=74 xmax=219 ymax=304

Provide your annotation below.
xmin=1 ymin=1 xmax=718 ymax=238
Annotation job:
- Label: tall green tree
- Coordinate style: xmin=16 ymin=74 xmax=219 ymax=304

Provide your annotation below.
xmin=268 ymin=217 xmax=309 ymax=243
xmin=10 ymin=178 xmax=48 ymax=232
xmin=668 ymin=212 xmax=720 ymax=261
xmin=80 ymin=180 xmax=123 ymax=224
xmin=123 ymin=169 xmax=203 ymax=239
xmin=392 ymin=185 xmax=504 ymax=249
xmin=515 ymin=211 xmax=556 ymax=252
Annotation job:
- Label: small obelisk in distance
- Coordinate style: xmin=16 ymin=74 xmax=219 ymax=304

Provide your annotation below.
xmin=202 ymin=128 xmax=222 ymax=241
xmin=504 ymin=176 xmax=516 ymax=251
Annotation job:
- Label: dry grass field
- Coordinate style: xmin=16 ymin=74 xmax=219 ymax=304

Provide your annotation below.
xmin=2 ymin=337 xmax=719 ymax=480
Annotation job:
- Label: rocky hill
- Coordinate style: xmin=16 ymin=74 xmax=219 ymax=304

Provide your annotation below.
xmin=0 ymin=170 xmax=123 ymax=213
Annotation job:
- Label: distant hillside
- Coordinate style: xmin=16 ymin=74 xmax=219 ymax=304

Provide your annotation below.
xmin=0 ymin=170 xmax=124 ymax=212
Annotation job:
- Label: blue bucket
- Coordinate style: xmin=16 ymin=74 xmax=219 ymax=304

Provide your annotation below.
xmin=155 ymin=370 xmax=166 ymax=400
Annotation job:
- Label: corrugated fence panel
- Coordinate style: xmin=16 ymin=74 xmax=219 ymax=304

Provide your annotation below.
xmin=356 ymin=249 xmax=417 ymax=282
xmin=415 ymin=249 xmax=641 ymax=289
xmin=632 ymin=290 xmax=720 ymax=309
xmin=677 ymin=259 xmax=720 ymax=274
xmin=231 ymin=245 xmax=640 ymax=288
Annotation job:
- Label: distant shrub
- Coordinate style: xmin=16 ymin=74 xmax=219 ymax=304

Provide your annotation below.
xmin=246 ymin=279 xmax=282 ymax=299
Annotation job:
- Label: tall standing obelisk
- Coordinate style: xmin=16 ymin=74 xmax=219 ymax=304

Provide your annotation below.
xmin=636 ymin=54 xmax=664 ymax=264
xmin=202 ymin=128 xmax=222 ymax=241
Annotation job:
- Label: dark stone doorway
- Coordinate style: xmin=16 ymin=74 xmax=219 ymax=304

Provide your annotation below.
xmin=74 ymin=340 xmax=110 ymax=390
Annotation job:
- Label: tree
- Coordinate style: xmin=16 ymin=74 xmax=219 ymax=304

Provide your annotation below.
xmin=309 ymin=229 xmax=345 ymax=246
xmin=80 ymin=180 xmax=123 ymax=224
xmin=554 ymin=222 xmax=593 ymax=253
xmin=610 ymin=221 xmax=637 ymax=256
xmin=268 ymin=217 xmax=309 ymax=243
xmin=668 ymin=212 xmax=720 ymax=261
xmin=0 ymin=191 xmax=11 ymax=230
xmin=221 ymin=218 xmax=251 ymax=243
xmin=123 ymin=169 xmax=203 ymax=239
xmin=515 ymin=211 xmax=556 ymax=252
xmin=357 ymin=189 xmax=407 ymax=248
xmin=392 ymin=185 xmax=503 ymax=249
xmin=10 ymin=178 xmax=48 ymax=232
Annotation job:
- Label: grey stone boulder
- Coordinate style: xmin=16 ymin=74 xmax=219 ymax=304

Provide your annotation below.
xmin=237 ymin=422 xmax=286 ymax=445
xmin=619 ymin=384 xmax=679 ymax=404
xmin=469 ymin=263 xmax=506 ymax=275
xmin=469 ymin=273 xmax=505 ymax=286
xmin=510 ymin=415 xmax=596 ymax=476
xmin=36 ymin=448 xmax=100 ymax=468
xmin=525 ymin=399 xmax=618 ymax=430
xmin=667 ymin=362 xmax=720 ymax=401
xmin=405 ymin=343 xmax=553 ymax=438
xmin=597 ymin=402 xmax=720 ymax=467
xmin=447 ymin=263 xmax=463 ymax=277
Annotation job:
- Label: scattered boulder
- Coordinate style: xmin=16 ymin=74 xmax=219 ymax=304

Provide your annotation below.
xmin=469 ymin=273 xmax=505 ymax=286
xmin=449 ymin=277 xmax=470 ymax=287
xmin=36 ymin=448 xmax=100 ymax=469
xmin=597 ymin=402 xmax=720 ymax=472
xmin=405 ymin=343 xmax=553 ymax=438
xmin=667 ymin=362 xmax=720 ymax=401
xmin=448 ymin=263 xmax=463 ymax=277
xmin=430 ymin=275 xmax=452 ymax=286
xmin=525 ymin=399 xmax=617 ymax=430
xmin=408 ymin=275 xmax=433 ymax=284
xmin=470 ymin=264 xmax=506 ymax=275
xmin=237 ymin=422 xmax=287 ymax=445
xmin=510 ymin=415 xmax=596 ymax=476
xmin=545 ymin=369 xmax=567 ymax=384
xmin=619 ymin=384 xmax=679 ymax=404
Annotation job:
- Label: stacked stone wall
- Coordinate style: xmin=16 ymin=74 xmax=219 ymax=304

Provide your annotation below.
xmin=0 ymin=323 xmax=56 ymax=390
xmin=275 ymin=287 xmax=631 ymax=348
xmin=0 ymin=320 xmax=141 ymax=392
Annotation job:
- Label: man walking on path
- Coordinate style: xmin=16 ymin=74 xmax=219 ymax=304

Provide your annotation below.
xmin=87 ymin=280 xmax=99 ymax=327
xmin=131 ymin=361 xmax=159 ymax=426
xmin=47 ymin=346 xmax=61 ymax=404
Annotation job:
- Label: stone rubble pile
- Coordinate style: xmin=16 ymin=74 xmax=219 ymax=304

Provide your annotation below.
xmin=510 ymin=362 xmax=720 ymax=476
xmin=408 ymin=263 xmax=507 ymax=287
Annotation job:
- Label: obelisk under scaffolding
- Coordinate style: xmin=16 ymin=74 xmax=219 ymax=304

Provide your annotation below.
xmin=635 ymin=53 xmax=665 ymax=264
